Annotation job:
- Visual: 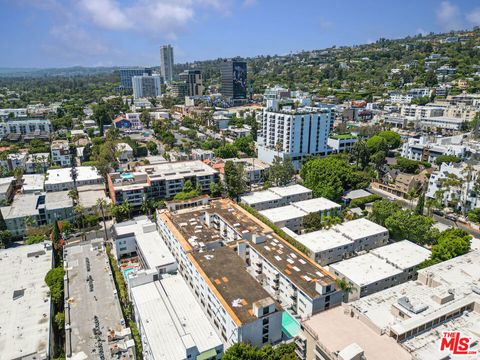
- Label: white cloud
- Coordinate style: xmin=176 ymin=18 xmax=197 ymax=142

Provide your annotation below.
xmin=319 ymin=18 xmax=333 ymax=31
xmin=466 ymin=8 xmax=480 ymax=26
xmin=78 ymin=0 xmax=130 ymax=30
xmin=436 ymin=1 xmax=463 ymax=31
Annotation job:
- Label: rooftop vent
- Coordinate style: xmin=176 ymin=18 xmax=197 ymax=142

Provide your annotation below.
xmin=13 ymin=289 xmax=25 ymax=300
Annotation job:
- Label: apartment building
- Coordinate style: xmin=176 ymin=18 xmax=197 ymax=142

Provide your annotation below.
xmin=420 ymin=116 xmax=465 ymax=131
xmin=119 ymin=67 xmax=152 ymax=89
xmin=50 ymin=139 xmax=71 ymax=167
xmin=426 ymin=161 xmax=480 ymax=213
xmin=298 ymin=251 xmax=480 ymax=360
xmin=132 ymin=74 xmax=162 ymax=99
xmin=0 ymin=176 xmax=15 ymax=203
xmin=259 ymin=197 xmax=341 ymax=233
xmin=327 ymin=134 xmax=358 ymax=153
xmin=157 ymin=199 xmax=343 ymax=324
xmin=0 ymin=118 xmax=52 ymax=140
xmin=0 ymin=242 xmax=53 ymax=360
xmin=401 ymin=136 xmax=466 ymax=163
xmin=160 ymin=45 xmax=174 ymax=84
xmin=400 ymin=104 xmax=444 ymax=118
xmin=0 ymin=108 xmax=27 ymax=119
xmin=108 ymin=161 xmax=220 ymax=206
xmin=257 ymin=106 xmax=333 ymax=169
xmin=1 ymin=191 xmax=74 ymax=236
xmin=44 ymin=166 xmax=104 ymax=192
xmin=240 ymin=184 xmax=313 ymax=211
xmin=116 ymin=142 xmax=134 ymax=163
xmin=112 ymin=217 xmax=177 ymax=275
xmin=329 ymin=241 xmax=431 ymax=301
xmin=179 ymin=69 xmax=205 ymax=97
xmin=130 ymin=272 xmax=223 ymax=359
xmin=64 ymin=240 xmax=135 ymax=359
xmin=293 ymin=218 xmax=389 ymax=265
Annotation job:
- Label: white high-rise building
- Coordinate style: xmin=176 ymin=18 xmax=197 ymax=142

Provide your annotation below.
xmin=132 ymin=74 xmax=162 ymax=99
xmin=160 ymin=44 xmax=174 ymax=83
xmin=257 ymin=106 xmax=334 ymax=169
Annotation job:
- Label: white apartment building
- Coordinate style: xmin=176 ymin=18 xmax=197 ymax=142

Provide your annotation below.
xmin=0 ymin=118 xmax=52 ymax=140
xmin=44 ymin=166 xmax=104 ymax=192
xmin=130 ymin=272 xmax=223 ymax=359
xmin=327 ymin=134 xmax=358 ymax=153
xmin=259 ymin=197 xmax=341 ymax=233
xmin=0 ymin=108 xmax=27 ymax=119
xmin=157 ymin=199 xmax=343 ymax=324
xmin=0 ymin=242 xmax=53 ymax=360
xmin=112 ymin=217 xmax=177 ymax=276
xmin=50 ymin=139 xmax=71 ymax=166
xmin=329 ymin=241 xmax=431 ymax=301
xmin=401 ymin=136 xmax=466 ymax=163
xmin=116 ymin=142 xmax=134 ymax=163
xmin=400 ymin=104 xmax=444 ymax=118
xmin=257 ymin=106 xmax=333 ymax=169
xmin=420 ymin=116 xmax=465 ymax=131
xmin=132 ymin=74 xmax=162 ymax=99
xmin=240 ymin=184 xmax=313 ymax=211
xmin=294 ymin=218 xmax=389 ymax=265
xmin=426 ymin=161 xmax=480 ymax=213
xmin=299 ymin=251 xmax=480 ymax=360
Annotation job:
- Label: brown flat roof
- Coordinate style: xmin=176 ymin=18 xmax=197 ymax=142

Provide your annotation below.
xmin=190 ymin=247 xmax=278 ymax=325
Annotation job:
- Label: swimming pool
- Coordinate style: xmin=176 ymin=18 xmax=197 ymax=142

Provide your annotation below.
xmin=282 ymin=311 xmax=301 ymax=338
xmin=122 ymin=267 xmax=135 ymax=282
xmin=120 ymin=173 xmax=134 ymax=180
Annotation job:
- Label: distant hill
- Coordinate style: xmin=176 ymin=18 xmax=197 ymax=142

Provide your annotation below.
xmin=0 ymin=66 xmax=120 ymax=78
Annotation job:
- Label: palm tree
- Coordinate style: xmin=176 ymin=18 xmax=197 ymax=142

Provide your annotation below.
xmin=121 ymin=202 xmax=132 ymax=220
xmin=68 ymin=189 xmax=79 ymax=206
xmin=336 ymin=278 xmax=355 ymax=302
xmin=96 ymin=198 xmax=109 ymax=241
xmin=74 ymin=204 xmax=85 ymax=239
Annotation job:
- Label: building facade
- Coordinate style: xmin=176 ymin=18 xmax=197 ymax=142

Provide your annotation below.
xmin=120 ymin=67 xmax=152 ymax=89
xmin=160 ymin=44 xmax=174 ymax=83
xmin=132 ymin=74 xmax=162 ymax=99
xmin=220 ymin=59 xmax=247 ymax=102
xmin=179 ymin=69 xmax=204 ymax=96
xmin=257 ymin=107 xmax=333 ymax=169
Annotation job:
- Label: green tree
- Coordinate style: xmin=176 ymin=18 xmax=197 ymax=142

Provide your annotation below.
xmin=430 ymin=228 xmax=471 ymax=262
xmin=435 ymin=155 xmax=461 ymax=166
xmin=368 ymin=199 xmax=401 ymax=226
xmin=209 ymin=181 xmax=224 ymax=197
xmin=140 ymin=109 xmax=151 ymax=128
xmin=384 ymin=210 xmax=437 ymax=245
xmin=214 ymin=144 xmax=238 ymax=159
xmin=366 ymin=135 xmax=388 ymax=154
xmin=300 ymin=156 xmax=368 ymax=201
xmin=396 ymin=157 xmax=421 ymax=173
xmin=146 ymin=140 xmax=159 ymax=155
xmin=224 ymin=161 xmax=247 ymax=199
xmin=45 ymin=267 xmax=65 ymax=305
xmin=233 ymin=135 xmax=255 ymax=156
xmin=370 ymin=151 xmax=386 ymax=179
xmin=377 ymin=130 xmax=401 ymax=149
xmin=267 ymin=156 xmax=295 ymax=186
xmin=415 ymin=191 xmax=425 ymax=215
xmin=350 ymin=139 xmax=369 ymax=169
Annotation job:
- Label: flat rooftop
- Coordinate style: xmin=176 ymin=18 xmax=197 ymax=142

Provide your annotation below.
xmin=22 ymin=174 xmax=45 ymax=193
xmin=370 ymin=240 xmax=431 ymax=270
xmin=0 ymin=242 xmax=53 ymax=359
xmin=292 ymin=197 xmax=341 ymax=213
xmin=78 ymin=189 xmax=110 ymax=209
xmin=240 ymin=190 xmax=282 ymax=205
xmin=295 ymin=228 xmax=353 ymax=253
xmin=350 ymin=251 xmax=480 ymax=333
xmin=45 ymin=166 xmax=103 ymax=185
xmin=210 ymin=200 xmax=337 ymax=295
xmin=136 ymin=160 xmax=218 ymax=181
xmin=45 ymin=191 xmax=72 ymax=211
xmin=259 ymin=204 xmax=307 ymax=223
xmin=129 ymin=218 xmax=176 ymax=270
xmin=303 ymin=306 xmax=410 ymax=360
xmin=131 ymin=276 xmax=222 ymax=359
xmin=190 ymin=247 xmax=278 ymax=325
xmin=343 ymin=189 xmax=371 ymax=200
xmin=334 ymin=218 xmax=389 ymax=240
xmin=329 ymin=253 xmax=403 ymax=287
xmin=64 ymin=240 xmax=133 ymax=359
xmin=1 ymin=192 xmax=40 ymax=219
xmin=269 ymin=184 xmax=312 ymax=198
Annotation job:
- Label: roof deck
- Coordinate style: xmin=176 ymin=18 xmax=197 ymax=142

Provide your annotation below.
xmin=190 ymin=247 xmax=278 ymax=325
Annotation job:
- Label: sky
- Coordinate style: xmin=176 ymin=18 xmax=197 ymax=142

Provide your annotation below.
xmin=1 ymin=0 xmax=480 ymax=68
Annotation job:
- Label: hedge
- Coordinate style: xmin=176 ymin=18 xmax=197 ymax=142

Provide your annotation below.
xmin=238 ymin=203 xmax=310 ymax=255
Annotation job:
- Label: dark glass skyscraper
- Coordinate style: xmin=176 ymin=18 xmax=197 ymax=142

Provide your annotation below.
xmin=220 ymin=59 xmax=247 ymax=101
